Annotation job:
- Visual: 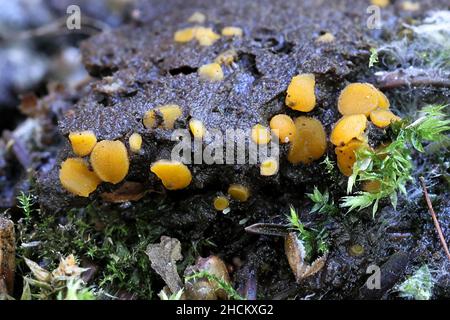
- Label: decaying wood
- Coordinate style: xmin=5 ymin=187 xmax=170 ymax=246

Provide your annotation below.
xmin=419 ymin=177 xmax=450 ymax=262
xmin=0 ymin=217 xmax=15 ymax=295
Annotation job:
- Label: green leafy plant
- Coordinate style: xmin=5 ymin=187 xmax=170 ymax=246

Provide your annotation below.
xmin=307 ymin=187 xmax=339 ymax=215
xmin=321 ymin=155 xmax=336 ymax=175
xmin=287 ymin=206 xmax=329 ymax=259
xmin=369 ymin=48 xmax=379 ymax=68
xmin=17 ymin=192 xmax=36 ymax=224
xmin=396 ymin=265 xmax=434 ymax=300
xmin=341 ymin=105 xmax=450 ymax=216
xmin=185 ymin=271 xmax=245 ymax=300
xmin=158 ymin=288 xmax=184 ymax=300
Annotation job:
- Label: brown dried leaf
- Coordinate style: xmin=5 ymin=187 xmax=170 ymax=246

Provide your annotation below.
xmin=101 ymin=182 xmax=146 ymax=203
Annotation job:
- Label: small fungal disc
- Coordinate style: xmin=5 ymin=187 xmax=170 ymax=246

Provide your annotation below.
xmin=285 ymin=74 xmax=316 ymax=112
xmin=198 ymin=63 xmax=224 ymax=82
xmin=371 ymin=0 xmax=390 ymax=7
xmin=349 ymin=244 xmax=365 ymax=256
xmin=68 ymin=131 xmax=97 ymax=156
xmin=251 ymin=124 xmax=271 ymax=145
xmin=330 ymin=114 xmax=367 ymax=146
xmin=214 ymin=49 xmax=237 ymax=65
xmin=362 ymin=180 xmax=382 ymax=193
xmin=260 ymin=158 xmax=279 ymax=176
xmin=189 ymin=118 xmax=206 ymax=139
xmin=370 ymin=108 xmax=401 ymax=128
xmin=150 ymin=160 xmax=192 ymax=190
xmin=269 ymin=114 xmax=296 ymax=143
xmin=335 ymin=139 xmax=368 ymax=176
xmin=143 ymin=105 xmax=182 ymax=130
xmin=90 ymin=140 xmax=129 ymax=184
xmin=59 ymin=158 xmax=101 ymax=197
xmin=338 ymin=83 xmax=379 ymax=116
xmin=288 ymin=117 xmax=327 ymax=165
xmin=221 ymin=26 xmax=243 ymax=37
xmin=174 ymin=27 xmax=196 ymax=43
xmin=213 ymin=196 xmax=229 ymax=211
xmin=316 ymin=32 xmax=335 ymax=43
xmin=228 ymin=184 xmax=250 ymax=202
xmin=129 ymin=133 xmax=143 ymax=153
xmin=188 ymin=12 xmax=206 ymax=23
xmin=195 ymin=27 xmax=220 ymax=46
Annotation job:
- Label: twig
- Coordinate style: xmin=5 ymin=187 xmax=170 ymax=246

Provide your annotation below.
xmin=419 ymin=177 xmax=450 ymax=262
xmin=0 ymin=218 xmax=16 ymax=295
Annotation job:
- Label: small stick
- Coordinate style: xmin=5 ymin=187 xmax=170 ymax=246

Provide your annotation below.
xmin=0 ymin=218 xmax=16 ymax=295
xmin=419 ymin=177 xmax=450 ymax=262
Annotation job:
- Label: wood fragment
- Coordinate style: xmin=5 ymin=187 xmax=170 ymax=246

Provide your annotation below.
xmin=0 ymin=218 xmax=15 ymax=295
xmin=419 ymin=177 xmax=450 ymax=262
xmin=245 ymin=223 xmax=289 ymax=237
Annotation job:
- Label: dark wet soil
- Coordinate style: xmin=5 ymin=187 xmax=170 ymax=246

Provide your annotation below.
xmin=1 ymin=0 xmax=449 ymax=299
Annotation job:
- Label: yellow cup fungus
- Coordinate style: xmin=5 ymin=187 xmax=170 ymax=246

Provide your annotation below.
xmin=362 ymin=180 xmax=382 ymax=193
xmin=68 ymin=131 xmax=97 ymax=157
xmin=213 ymin=196 xmax=229 ymax=211
xmin=228 ymin=184 xmax=250 ymax=202
xmin=338 ymin=83 xmax=380 ymax=116
xmin=189 ymin=118 xmax=207 ymax=139
xmin=287 ymin=117 xmax=327 ymax=164
xmin=330 ymin=114 xmax=367 ymax=146
xmin=143 ymin=104 xmax=183 ymax=130
xmin=349 ymin=244 xmax=365 ymax=256
xmin=174 ymin=27 xmax=220 ymax=46
xmin=371 ymin=0 xmax=390 ymax=7
xmin=195 ymin=27 xmax=221 ymax=46
xmin=221 ymin=26 xmax=243 ymax=37
xmin=335 ymin=139 xmax=368 ymax=176
xmin=198 ymin=63 xmax=224 ymax=82
xmin=285 ymin=74 xmax=316 ymax=112
xmin=260 ymin=158 xmax=279 ymax=176
xmin=269 ymin=114 xmax=296 ymax=143
xmin=316 ymin=32 xmax=335 ymax=43
xmin=376 ymin=89 xmax=390 ymax=110
xmin=90 ymin=140 xmax=129 ymax=184
xmin=251 ymin=124 xmax=271 ymax=145
xmin=188 ymin=12 xmax=206 ymax=23
xmin=401 ymin=1 xmax=420 ymax=11
xmin=59 ymin=158 xmax=101 ymax=197
xmin=129 ymin=133 xmax=143 ymax=153
xmin=369 ymin=108 xmax=401 ymax=128
xmin=150 ymin=160 xmax=192 ymax=190
xmin=174 ymin=28 xmax=196 ymax=43
xmin=214 ymin=49 xmax=237 ymax=66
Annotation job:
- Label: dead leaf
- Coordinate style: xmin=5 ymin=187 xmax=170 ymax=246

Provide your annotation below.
xmin=101 ymin=182 xmax=146 ymax=203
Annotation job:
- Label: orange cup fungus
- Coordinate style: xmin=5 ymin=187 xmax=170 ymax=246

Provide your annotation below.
xmin=198 ymin=63 xmax=224 ymax=82
xmin=150 ymin=160 xmax=192 ymax=190
xmin=285 ymin=74 xmax=316 ymax=112
xmin=90 ymin=140 xmax=129 ymax=184
xmin=129 ymin=133 xmax=143 ymax=153
xmin=221 ymin=27 xmax=243 ymax=37
xmin=227 ymin=184 xmax=250 ymax=202
xmin=369 ymin=108 xmax=401 ymax=128
xmin=260 ymin=158 xmax=279 ymax=176
xmin=269 ymin=114 xmax=296 ymax=144
xmin=143 ymin=104 xmax=183 ymax=130
xmin=251 ymin=124 xmax=271 ymax=145
xmin=338 ymin=83 xmax=391 ymax=116
xmin=59 ymin=158 xmax=101 ymax=197
xmin=189 ymin=118 xmax=207 ymax=139
xmin=335 ymin=139 xmax=368 ymax=176
xmin=213 ymin=196 xmax=230 ymax=211
xmin=68 ymin=131 xmax=97 ymax=156
xmin=287 ymin=117 xmax=327 ymax=164
xmin=174 ymin=27 xmax=220 ymax=46
xmin=330 ymin=114 xmax=367 ymax=147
